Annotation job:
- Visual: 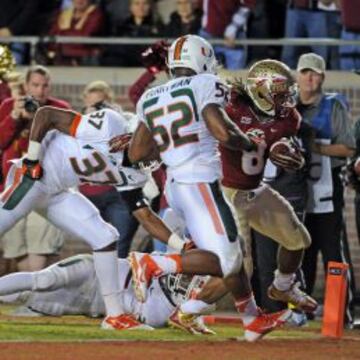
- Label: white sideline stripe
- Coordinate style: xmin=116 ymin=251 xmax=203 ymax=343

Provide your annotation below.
xmin=0 ymin=335 xmax=328 ymax=343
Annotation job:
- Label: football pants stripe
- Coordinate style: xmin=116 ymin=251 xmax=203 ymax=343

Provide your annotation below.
xmin=1 ymin=167 xmax=22 ymax=203
xmin=209 ymin=182 xmax=238 ymax=243
xmin=197 ymin=183 xmax=225 ymax=235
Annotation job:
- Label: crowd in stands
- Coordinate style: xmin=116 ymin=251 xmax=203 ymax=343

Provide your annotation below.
xmin=0 ymin=0 xmax=359 ymax=70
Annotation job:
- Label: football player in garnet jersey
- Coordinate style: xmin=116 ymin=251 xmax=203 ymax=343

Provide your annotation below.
xmin=221 ymin=59 xmax=317 ymax=312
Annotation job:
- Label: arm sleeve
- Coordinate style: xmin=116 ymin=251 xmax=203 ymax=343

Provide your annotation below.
xmin=331 ymin=99 xmax=356 ymax=148
xmin=128 ymin=70 xmax=156 ymax=106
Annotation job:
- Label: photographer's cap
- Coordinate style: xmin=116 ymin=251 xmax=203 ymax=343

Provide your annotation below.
xmin=297 ymin=53 xmax=326 ymax=74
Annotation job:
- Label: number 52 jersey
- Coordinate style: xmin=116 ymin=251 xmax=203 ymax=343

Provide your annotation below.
xmin=137 ymin=73 xmax=228 ymax=183
xmin=40 ymin=109 xmax=147 ymax=193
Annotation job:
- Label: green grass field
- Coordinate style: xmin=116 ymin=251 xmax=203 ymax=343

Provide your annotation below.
xmin=0 ymin=305 xmax=321 ymax=342
xmin=1 ymin=306 xmax=360 ymax=360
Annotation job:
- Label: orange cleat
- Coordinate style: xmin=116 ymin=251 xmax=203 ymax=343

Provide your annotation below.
xmin=244 ymin=309 xmax=292 ymax=342
xmin=101 ymin=314 xmax=154 ymax=331
xmin=128 ymin=252 xmax=163 ymax=302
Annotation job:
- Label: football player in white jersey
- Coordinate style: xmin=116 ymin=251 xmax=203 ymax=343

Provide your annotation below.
xmin=0 ymin=254 xmax=213 ymax=332
xmin=120 ymin=35 xmax=292 ymax=341
xmin=0 ymin=105 xmax=197 ymax=331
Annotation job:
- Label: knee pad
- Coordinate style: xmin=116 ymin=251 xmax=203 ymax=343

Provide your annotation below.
xmin=89 ymin=217 xmax=119 ymax=250
xmin=285 ymin=223 xmax=311 ymax=251
xmin=219 ymin=250 xmax=243 ymax=277
xmin=73 ymin=213 xmax=119 ymax=250
xmin=32 ymin=269 xmax=62 ymax=291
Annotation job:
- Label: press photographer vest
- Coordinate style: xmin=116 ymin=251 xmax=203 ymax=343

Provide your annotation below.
xmin=306 ymin=93 xmax=347 ymax=213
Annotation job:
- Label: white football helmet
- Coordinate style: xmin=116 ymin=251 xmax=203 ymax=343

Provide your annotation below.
xmin=245 ymin=59 xmax=297 ymax=117
xmin=167 ymin=35 xmax=217 ymax=75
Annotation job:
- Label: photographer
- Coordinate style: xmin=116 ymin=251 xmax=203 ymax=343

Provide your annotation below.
xmin=0 ymin=65 xmax=70 ymax=273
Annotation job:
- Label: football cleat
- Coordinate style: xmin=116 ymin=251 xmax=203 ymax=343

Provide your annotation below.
xmin=267 ymin=282 xmax=318 ymax=313
xmin=192 ymin=316 xmax=216 ymax=335
xmin=101 ymin=314 xmax=154 ymax=331
xmin=244 ymin=309 xmax=292 ymax=342
xmin=168 ymin=308 xmax=216 ymax=335
xmin=128 ymin=252 xmax=163 ymax=303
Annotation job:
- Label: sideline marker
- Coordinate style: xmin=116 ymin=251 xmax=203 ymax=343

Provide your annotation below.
xmin=321 ymin=261 xmax=349 ymax=338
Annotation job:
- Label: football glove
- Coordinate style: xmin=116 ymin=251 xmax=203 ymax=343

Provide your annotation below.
xmin=270 ymin=152 xmax=305 ymax=170
xmin=109 ymin=133 xmax=132 ymax=153
xmin=141 ymin=40 xmax=169 ymax=74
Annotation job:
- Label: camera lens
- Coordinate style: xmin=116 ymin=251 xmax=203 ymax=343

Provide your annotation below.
xmin=24 ymin=96 xmax=40 ymax=113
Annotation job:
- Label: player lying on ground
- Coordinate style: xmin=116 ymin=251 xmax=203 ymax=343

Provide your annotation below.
xmin=0 ymin=254 xmax=214 ymax=333
xmin=0 ymin=104 xmax=209 ymax=331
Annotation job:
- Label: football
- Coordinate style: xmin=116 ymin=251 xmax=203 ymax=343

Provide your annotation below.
xmin=269 ymin=138 xmax=304 ymax=170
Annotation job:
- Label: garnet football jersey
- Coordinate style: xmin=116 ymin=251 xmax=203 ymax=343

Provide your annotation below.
xmin=221 ymin=97 xmax=301 ymax=190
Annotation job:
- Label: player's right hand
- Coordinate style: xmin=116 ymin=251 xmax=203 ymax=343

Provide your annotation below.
xmin=22 ymin=158 xmax=43 ymax=180
xmin=109 ymin=133 xmax=132 ymax=153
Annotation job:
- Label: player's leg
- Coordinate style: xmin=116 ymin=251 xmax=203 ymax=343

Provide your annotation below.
xmin=46 ymin=190 xmax=151 ymax=330
xmin=133 ymin=182 xmax=291 ymax=340
xmin=242 ymin=186 xmax=316 ymax=311
xmin=222 ymin=185 xmax=254 ymax=277
xmin=129 ymin=181 xmax=237 ymax=301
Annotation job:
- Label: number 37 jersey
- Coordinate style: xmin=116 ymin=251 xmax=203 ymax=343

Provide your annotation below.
xmin=137 ymin=74 xmax=228 ymax=183
xmin=41 ymin=109 xmax=147 ymax=193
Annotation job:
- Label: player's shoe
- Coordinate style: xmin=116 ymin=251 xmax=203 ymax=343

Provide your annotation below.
xmin=128 ymin=252 xmax=163 ymax=303
xmin=192 ymin=316 xmax=216 ymax=335
xmin=168 ymin=308 xmax=215 ymax=335
xmin=244 ymin=309 xmax=292 ymax=342
xmin=101 ymin=314 xmax=154 ymax=331
xmin=267 ymin=282 xmax=318 ymax=312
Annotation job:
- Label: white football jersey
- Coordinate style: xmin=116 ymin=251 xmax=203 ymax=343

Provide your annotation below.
xmin=40 ymin=109 xmax=147 ymax=193
xmin=137 ymin=73 xmax=228 ymax=183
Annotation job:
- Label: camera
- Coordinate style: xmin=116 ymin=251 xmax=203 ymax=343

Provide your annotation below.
xmin=23 ymin=96 xmax=40 ymax=113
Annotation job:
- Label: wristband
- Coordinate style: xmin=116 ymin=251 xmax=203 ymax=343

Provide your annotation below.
xmin=168 ymin=233 xmax=186 ymax=251
xmin=27 ymin=140 xmax=42 ymax=161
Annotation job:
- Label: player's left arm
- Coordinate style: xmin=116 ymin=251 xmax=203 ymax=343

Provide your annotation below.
xmin=29 ymin=106 xmax=79 ymax=144
xmin=23 ymin=106 xmax=79 ymax=179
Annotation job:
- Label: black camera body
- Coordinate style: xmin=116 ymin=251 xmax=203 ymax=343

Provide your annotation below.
xmin=23 ymin=96 xmax=40 ymax=113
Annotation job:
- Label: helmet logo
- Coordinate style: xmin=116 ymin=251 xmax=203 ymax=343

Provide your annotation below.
xmin=201 ymin=47 xmax=213 ymax=58
xmin=174 ymin=36 xmax=188 ymax=60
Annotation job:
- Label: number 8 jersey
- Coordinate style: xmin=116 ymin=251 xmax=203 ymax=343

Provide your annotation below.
xmin=137 ymin=73 xmax=228 ymax=183
xmin=40 ymin=109 xmax=147 ymax=193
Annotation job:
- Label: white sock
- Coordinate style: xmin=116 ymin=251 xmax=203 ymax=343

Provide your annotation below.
xmin=180 ymin=299 xmax=214 ymax=315
xmin=235 ymin=293 xmax=259 ymax=325
xmin=273 ymin=270 xmax=296 ymax=291
xmin=93 ymin=250 xmax=123 ymax=317
xmin=150 ymin=254 xmax=181 ymax=274
xmin=0 ymin=272 xmax=33 ymax=295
